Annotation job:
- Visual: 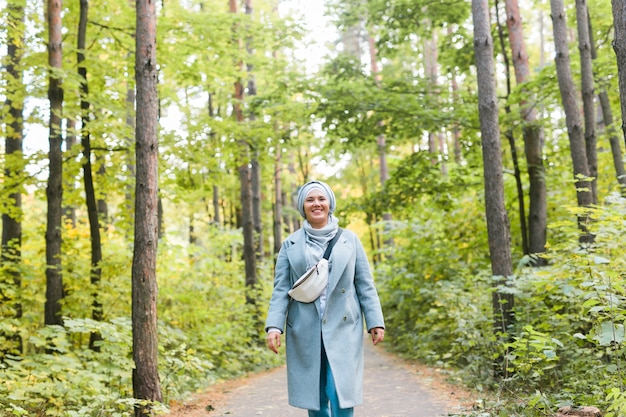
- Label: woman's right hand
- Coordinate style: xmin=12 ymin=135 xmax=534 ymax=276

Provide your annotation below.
xmin=267 ymin=331 xmax=281 ymax=354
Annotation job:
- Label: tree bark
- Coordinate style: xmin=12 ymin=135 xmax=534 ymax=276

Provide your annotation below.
xmin=505 ymin=0 xmax=547 ymax=264
xmin=63 ymin=119 xmax=77 ymax=227
xmin=472 ymin=0 xmax=515 ymax=351
xmin=612 ymin=0 xmax=626 ymax=146
xmin=589 ymin=11 xmax=626 ymax=193
xmin=368 ymin=33 xmax=394 ymax=248
xmin=132 ymin=0 xmax=163 ymax=413
xmin=231 ymin=0 xmax=257 ymax=298
xmin=273 ymin=143 xmax=283 ymax=255
xmin=77 ymin=0 xmax=103 ymax=350
xmin=45 ymin=0 xmax=65 ymax=327
xmin=495 ymin=0 xmax=529 ymax=257
xmin=2 ymin=0 xmax=26 ymax=357
xmin=550 ymin=0 xmax=593 ymax=241
xmin=576 ymin=0 xmax=597 ymax=204
xmin=245 ymin=0 xmax=263 ymax=260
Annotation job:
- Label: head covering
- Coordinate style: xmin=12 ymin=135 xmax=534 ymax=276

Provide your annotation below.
xmin=297 ymin=180 xmax=336 ymax=218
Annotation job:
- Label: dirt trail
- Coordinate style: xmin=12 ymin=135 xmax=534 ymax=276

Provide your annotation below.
xmin=167 ymin=337 xmax=473 ymax=416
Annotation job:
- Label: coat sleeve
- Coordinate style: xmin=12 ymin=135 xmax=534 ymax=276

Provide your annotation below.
xmin=353 ymin=236 xmax=385 ymax=332
xmin=265 ymin=241 xmax=293 ymax=333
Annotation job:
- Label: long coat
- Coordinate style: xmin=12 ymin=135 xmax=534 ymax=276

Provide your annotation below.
xmin=265 ymin=227 xmax=385 ymax=410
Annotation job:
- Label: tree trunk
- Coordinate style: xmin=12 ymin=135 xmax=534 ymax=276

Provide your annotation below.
xmin=77 ymin=0 xmax=103 ymax=350
xmin=63 ymin=119 xmax=77 ymax=227
xmin=367 ymin=33 xmax=394 ymax=248
xmin=472 ymin=0 xmax=515 ymax=359
xmin=589 ymin=11 xmax=626 ymax=193
xmin=1 ymin=0 xmax=26 ymax=357
xmin=495 ymin=0 xmax=529 ymax=257
xmin=505 ymin=0 xmax=547 ymax=264
xmin=612 ymin=0 xmax=626 ymax=145
xmin=576 ymin=0 xmax=597 ymax=204
xmin=230 ymin=0 xmax=258 ymax=299
xmin=45 ymin=0 xmax=65 ymax=328
xmin=213 ymin=185 xmax=221 ymax=225
xmin=550 ymin=0 xmax=593 ymax=241
xmin=273 ymin=143 xmax=283 ymax=255
xmin=132 ymin=0 xmax=163 ymax=413
xmin=245 ymin=0 xmax=263 ymax=260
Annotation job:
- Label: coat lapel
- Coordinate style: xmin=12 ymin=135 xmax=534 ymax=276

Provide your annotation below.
xmin=285 ymin=229 xmax=308 ymax=277
xmin=327 ymin=233 xmax=351 ymax=293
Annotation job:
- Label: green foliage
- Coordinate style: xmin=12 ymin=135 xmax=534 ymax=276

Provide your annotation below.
xmin=379 ymin=194 xmax=626 ymax=416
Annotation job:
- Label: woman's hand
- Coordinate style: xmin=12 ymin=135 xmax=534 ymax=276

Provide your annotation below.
xmin=370 ymin=327 xmax=385 ymax=345
xmin=267 ymin=331 xmax=282 ymax=354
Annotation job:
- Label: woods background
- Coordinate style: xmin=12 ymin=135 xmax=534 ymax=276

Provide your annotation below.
xmin=2 ymin=0 xmax=626 ymax=416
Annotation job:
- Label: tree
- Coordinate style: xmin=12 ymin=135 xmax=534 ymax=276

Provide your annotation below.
xmin=76 ymin=0 xmax=103 ymax=350
xmin=44 ymin=0 xmax=65 ymax=327
xmin=576 ymin=0 xmax=597 ymax=204
xmin=132 ymin=0 xmax=162 ymax=413
xmin=471 ymin=0 xmax=514 ymax=367
xmin=230 ymin=0 xmax=258 ymax=302
xmin=504 ymin=0 xmax=547 ymax=264
xmin=1 ymin=0 xmax=26 ymax=357
xmin=613 ymin=0 xmax=626 ymax=144
xmin=550 ymin=0 xmax=593 ymax=241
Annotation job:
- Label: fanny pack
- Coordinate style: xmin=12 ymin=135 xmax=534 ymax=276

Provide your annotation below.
xmin=288 ymin=228 xmax=343 ymax=303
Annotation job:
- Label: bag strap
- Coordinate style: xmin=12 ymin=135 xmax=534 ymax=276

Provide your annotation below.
xmin=322 ymin=228 xmax=343 ymax=260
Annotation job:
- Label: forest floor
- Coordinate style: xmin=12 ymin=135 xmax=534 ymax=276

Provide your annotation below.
xmin=166 ymin=336 xmax=478 ymax=417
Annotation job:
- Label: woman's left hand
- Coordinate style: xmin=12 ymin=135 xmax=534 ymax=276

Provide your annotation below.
xmin=370 ymin=327 xmax=384 ymax=345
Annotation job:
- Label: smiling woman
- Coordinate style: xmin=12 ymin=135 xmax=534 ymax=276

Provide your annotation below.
xmin=265 ymin=180 xmax=385 ymax=417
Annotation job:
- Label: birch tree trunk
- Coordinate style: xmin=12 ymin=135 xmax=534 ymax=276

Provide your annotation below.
xmin=505 ymin=0 xmax=547 ymax=264
xmin=472 ymin=0 xmax=515 ymax=356
xmin=132 ymin=0 xmax=163 ymax=412
xmin=550 ymin=0 xmax=593 ymax=241
xmin=44 ymin=0 xmax=65 ymax=327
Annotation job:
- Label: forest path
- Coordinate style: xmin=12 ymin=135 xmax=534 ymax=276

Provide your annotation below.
xmin=166 ymin=335 xmax=474 ymax=417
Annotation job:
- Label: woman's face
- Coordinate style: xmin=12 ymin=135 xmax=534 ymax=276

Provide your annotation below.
xmin=303 ymin=189 xmax=330 ymax=229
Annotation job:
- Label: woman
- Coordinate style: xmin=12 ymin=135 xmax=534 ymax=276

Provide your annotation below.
xmin=265 ymin=180 xmax=385 ymax=417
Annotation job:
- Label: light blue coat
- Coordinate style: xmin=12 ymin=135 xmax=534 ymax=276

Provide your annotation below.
xmin=265 ymin=228 xmax=385 ymax=410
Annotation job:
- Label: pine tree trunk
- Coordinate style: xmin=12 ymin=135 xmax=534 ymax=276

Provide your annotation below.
xmin=77 ymin=0 xmax=103 ymax=350
xmin=367 ymin=33 xmax=394 ymax=248
xmin=505 ymin=0 xmax=547 ymax=264
xmin=612 ymin=0 xmax=626 ymax=144
xmin=589 ymin=11 xmax=626 ymax=193
xmin=45 ymin=0 xmax=65 ymax=327
xmin=550 ymin=0 xmax=593 ymax=241
xmin=273 ymin=144 xmax=283 ymax=255
xmin=132 ymin=0 xmax=163 ymax=413
xmin=495 ymin=1 xmax=529 ymax=257
xmin=63 ymin=119 xmax=77 ymax=227
xmin=472 ymin=0 xmax=515 ymax=351
xmin=231 ymin=0 xmax=258 ymax=299
xmin=576 ymin=0 xmax=597 ymax=204
xmin=2 ymin=0 xmax=26 ymax=357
